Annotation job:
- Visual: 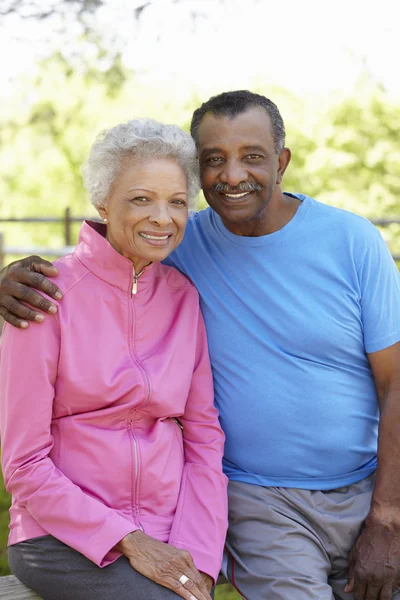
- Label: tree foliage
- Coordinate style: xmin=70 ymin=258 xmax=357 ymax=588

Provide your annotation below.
xmin=0 ymin=51 xmax=399 ymax=253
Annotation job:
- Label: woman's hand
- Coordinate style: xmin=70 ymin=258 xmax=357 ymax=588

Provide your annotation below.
xmin=199 ymin=572 xmax=214 ymax=593
xmin=115 ymin=531 xmax=213 ymax=600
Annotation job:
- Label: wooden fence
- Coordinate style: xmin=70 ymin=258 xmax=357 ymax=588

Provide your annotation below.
xmin=0 ymin=208 xmax=98 ymax=270
xmin=0 ymin=209 xmax=400 ymax=270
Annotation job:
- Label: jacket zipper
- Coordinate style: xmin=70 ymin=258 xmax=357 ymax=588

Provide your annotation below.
xmin=132 ymin=268 xmax=145 ymax=295
xmin=130 ymin=267 xmax=152 ymax=406
xmin=129 ymin=266 xmax=151 ymax=530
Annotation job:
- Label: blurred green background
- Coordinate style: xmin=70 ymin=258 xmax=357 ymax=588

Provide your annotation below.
xmin=0 ymin=2 xmax=399 ymax=598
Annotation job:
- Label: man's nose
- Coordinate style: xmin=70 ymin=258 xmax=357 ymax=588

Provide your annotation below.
xmin=149 ymin=204 xmax=173 ymax=226
xmin=219 ymin=160 xmax=248 ymax=187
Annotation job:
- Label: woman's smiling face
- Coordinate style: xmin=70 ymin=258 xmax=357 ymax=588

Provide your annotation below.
xmin=98 ymin=156 xmax=189 ymax=272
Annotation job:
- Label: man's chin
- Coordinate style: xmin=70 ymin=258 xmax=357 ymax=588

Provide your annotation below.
xmin=219 ymin=204 xmax=257 ymax=223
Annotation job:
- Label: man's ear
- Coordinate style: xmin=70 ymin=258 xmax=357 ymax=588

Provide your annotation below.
xmin=276 ymin=147 xmax=291 ymax=185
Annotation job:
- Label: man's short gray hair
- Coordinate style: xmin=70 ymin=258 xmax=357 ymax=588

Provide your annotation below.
xmin=82 ymin=118 xmax=200 ymax=210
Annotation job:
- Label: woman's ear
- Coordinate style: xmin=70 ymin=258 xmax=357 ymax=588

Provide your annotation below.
xmin=98 ymin=206 xmax=108 ymax=222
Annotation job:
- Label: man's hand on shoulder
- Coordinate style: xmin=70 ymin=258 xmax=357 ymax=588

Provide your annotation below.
xmin=0 ymin=256 xmax=62 ymax=328
xmin=346 ymin=511 xmax=400 ymax=600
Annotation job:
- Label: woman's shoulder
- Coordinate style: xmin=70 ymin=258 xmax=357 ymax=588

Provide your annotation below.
xmin=52 ymin=252 xmax=89 ymax=297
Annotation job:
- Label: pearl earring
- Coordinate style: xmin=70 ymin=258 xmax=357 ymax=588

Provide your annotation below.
xmin=103 ymin=218 xmax=108 ymax=224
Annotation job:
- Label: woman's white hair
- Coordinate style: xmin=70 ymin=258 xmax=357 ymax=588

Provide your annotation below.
xmin=82 ymin=118 xmax=200 ymax=210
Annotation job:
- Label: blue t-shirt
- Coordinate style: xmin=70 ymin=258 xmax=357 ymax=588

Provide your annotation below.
xmin=164 ymin=194 xmax=400 ymax=489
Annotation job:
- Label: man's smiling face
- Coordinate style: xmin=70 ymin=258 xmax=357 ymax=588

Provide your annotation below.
xmin=197 ymin=106 xmax=281 ymax=229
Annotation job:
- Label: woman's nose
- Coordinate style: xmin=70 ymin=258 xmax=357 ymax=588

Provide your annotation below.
xmin=149 ymin=205 xmax=173 ymax=226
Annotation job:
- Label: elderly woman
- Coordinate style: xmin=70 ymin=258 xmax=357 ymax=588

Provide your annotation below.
xmin=0 ymin=119 xmax=228 ymax=600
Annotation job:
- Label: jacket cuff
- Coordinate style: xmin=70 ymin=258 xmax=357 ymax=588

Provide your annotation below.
xmin=169 ymin=539 xmax=222 ymax=585
xmin=88 ymin=515 xmax=139 ymax=567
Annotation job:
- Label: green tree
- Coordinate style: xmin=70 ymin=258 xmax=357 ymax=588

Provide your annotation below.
xmin=303 ymin=85 xmax=400 ymax=217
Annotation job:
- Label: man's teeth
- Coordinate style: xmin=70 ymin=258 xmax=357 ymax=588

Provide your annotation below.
xmin=224 ymin=192 xmax=250 ymax=198
xmin=140 ymin=233 xmax=169 ymax=240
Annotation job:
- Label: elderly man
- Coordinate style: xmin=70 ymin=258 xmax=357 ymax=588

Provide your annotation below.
xmin=1 ymin=90 xmax=400 ymax=600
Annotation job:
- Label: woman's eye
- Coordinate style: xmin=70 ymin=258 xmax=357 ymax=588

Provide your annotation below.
xmin=172 ymin=199 xmax=187 ymax=206
xmin=132 ymin=197 xmax=148 ymax=202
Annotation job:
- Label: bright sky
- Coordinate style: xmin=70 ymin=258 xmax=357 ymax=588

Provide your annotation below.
xmin=1 ymin=0 xmax=399 ymax=101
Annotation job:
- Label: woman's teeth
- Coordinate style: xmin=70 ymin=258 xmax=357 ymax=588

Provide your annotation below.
xmin=139 ymin=233 xmax=169 ymax=240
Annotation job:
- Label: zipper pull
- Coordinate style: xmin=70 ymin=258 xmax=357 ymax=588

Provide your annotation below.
xmin=132 ymin=268 xmax=145 ymax=295
xmin=132 ymin=275 xmax=138 ymax=295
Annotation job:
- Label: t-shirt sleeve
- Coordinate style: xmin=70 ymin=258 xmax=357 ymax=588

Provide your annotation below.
xmin=359 ymin=230 xmax=400 ymax=353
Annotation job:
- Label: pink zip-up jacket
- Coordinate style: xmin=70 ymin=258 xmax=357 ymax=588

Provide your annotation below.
xmin=0 ymin=220 xmax=228 ymax=582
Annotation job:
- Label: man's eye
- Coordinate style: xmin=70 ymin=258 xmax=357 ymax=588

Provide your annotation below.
xmin=207 ymin=157 xmax=223 ymax=164
xmin=246 ymin=154 xmax=262 ymax=160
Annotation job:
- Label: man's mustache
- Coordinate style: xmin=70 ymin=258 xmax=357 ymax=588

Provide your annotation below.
xmin=210 ymin=182 xmax=263 ymax=193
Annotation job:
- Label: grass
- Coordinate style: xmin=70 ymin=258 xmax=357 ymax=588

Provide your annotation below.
xmin=0 ymin=475 xmax=10 ymax=576
xmin=0 ymin=477 xmax=240 ymax=597
xmin=215 ymin=583 xmax=241 ymax=599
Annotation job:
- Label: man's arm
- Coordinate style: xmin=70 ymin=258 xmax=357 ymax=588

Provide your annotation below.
xmin=346 ymin=342 xmax=400 ymax=600
xmin=0 ymin=256 xmax=62 ymax=327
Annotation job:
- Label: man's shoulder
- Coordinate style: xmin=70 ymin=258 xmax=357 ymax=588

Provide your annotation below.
xmin=169 ymin=207 xmax=213 ymax=260
xmin=155 ymin=262 xmax=197 ymax=292
xmin=298 ymin=193 xmax=380 ymax=241
xmin=186 ymin=206 xmax=213 ymax=231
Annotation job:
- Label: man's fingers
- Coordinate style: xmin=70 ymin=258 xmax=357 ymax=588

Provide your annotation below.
xmin=0 ymin=307 xmax=29 ymax=329
xmin=3 ymin=278 xmax=60 ymax=316
xmin=15 ymin=268 xmax=62 ymax=301
xmin=365 ymin=582 xmax=382 ymax=600
xmin=19 ymin=255 xmax=59 ymax=276
xmin=345 ymin=549 xmax=355 ymax=593
xmin=345 ymin=578 xmax=354 ymax=593
xmin=379 ymin=582 xmax=393 ymax=600
xmin=353 ymin=578 xmax=367 ymax=600
xmin=1 ymin=295 xmax=49 ymax=322
xmin=1 ymin=288 xmax=57 ymax=322
xmin=11 ymin=282 xmax=59 ymax=314
xmin=30 ymin=259 xmax=59 ymax=278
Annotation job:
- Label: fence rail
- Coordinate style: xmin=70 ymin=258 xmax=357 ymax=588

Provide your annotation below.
xmin=0 ymin=208 xmax=96 ymax=247
xmin=0 ymin=208 xmax=100 ymax=269
xmin=0 ymin=209 xmax=400 ymax=270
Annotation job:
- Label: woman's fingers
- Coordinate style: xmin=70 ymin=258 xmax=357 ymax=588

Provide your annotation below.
xmin=118 ymin=532 xmax=212 ymax=600
xmin=178 ymin=569 xmax=212 ymax=599
xmin=165 ymin=574 xmax=211 ymax=600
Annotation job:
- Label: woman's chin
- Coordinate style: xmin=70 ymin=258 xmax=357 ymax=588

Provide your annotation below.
xmin=136 ymin=237 xmax=180 ymax=262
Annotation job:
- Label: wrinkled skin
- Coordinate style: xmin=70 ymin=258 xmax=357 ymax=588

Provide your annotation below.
xmin=115 ymin=530 xmax=213 ymax=600
xmin=0 ymin=256 xmax=61 ymax=328
xmin=345 ymin=519 xmax=400 ymax=600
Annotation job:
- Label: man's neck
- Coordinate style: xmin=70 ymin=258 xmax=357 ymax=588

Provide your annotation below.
xmin=221 ymin=192 xmax=302 ymax=237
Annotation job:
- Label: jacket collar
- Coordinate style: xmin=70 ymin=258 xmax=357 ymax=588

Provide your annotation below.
xmin=75 ymin=220 xmax=155 ymax=294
